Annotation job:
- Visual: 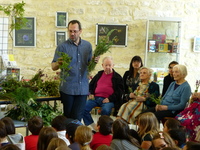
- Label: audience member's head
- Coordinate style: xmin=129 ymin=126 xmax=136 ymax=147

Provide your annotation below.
xmin=96 ymin=144 xmax=112 ymax=150
xmin=168 ymin=61 xmax=179 ymax=77
xmin=0 ymin=144 xmax=20 ymax=150
xmin=162 ymin=147 xmax=180 ymax=150
xmin=168 ymin=128 xmax=186 ymax=148
xmin=28 ymin=116 xmax=43 ymax=135
xmin=97 ymin=115 xmax=113 ymax=135
xmin=163 ymin=118 xmax=182 ymax=133
xmin=137 ymin=112 xmax=159 ymax=137
xmin=55 ymin=145 xmax=71 ymax=150
xmin=152 ymin=132 xmax=178 ymax=150
xmin=112 ymin=118 xmax=140 ymax=148
xmin=0 ymin=120 xmax=7 ymax=139
xmin=37 ymin=127 xmax=58 ymax=150
xmin=47 ymin=137 xmax=67 ymax=150
xmin=51 ymin=115 xmax=68 ymax=131
xmin=74 ymin=126 xmax=93 ymax=150
xmin=183 ymin=141 xmax=200 ymax=150
xmin=66 ymin=123 xmax=80 ymax=143
xmin=1 ymin=117 xmax=15 ymax=134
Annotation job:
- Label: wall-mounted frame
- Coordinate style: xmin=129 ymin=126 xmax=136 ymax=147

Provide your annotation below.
xmin=96 ymin=23 xmax=128 ymax=47
xmin=14 ymin=17 xmax=36 ymax=47
xmin=55 ymin=31 xmax=66 ymax=46
xmin=193 ymin=36 xmax=200 ymax=52
xmin=56 ymin=12 xmax=68 ymax=28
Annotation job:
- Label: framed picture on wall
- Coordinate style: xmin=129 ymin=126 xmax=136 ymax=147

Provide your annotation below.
xmin=193 ymin=36 xmax=200 ymax=52
xmin=56 ymin=12 xmax=68 ymax=28
xmin=96 ymin=23 xmax=128 ymax=47
xmin=55 ymin=31 xmax=66 ymax=46
xmin=14 ymin=17 xmax=36 ymax=47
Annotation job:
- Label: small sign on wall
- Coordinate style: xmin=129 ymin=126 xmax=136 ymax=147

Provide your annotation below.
xmin=193 ymin=36 xmax=200 ymax=52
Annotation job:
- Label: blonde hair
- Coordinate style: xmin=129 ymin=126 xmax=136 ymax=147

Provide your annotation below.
xmin=138 ymin=112 xmax=159 ymax=138
xmin=47 ymin=138 xmax=67 ymax=150
xmin=75 ymin=126 xmax=93 ymax=150
xmin=152 ymin=132 xmax=177 ymax=148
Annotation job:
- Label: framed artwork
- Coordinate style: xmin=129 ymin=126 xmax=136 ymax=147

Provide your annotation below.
xmin=193 ymin=36 xmax=200 ymax=52
xmin=96 ymin=23 xmax=128 ymax=47
xmin=55 ymin=31 xmax=66 ymax=46
xmin=14 ymin=17 xmax=36 ymax=47
xmin=56 ymin=12 xmax=68 ymax=28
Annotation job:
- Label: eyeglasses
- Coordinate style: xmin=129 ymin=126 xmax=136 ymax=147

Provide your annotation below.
xmin=154 ymin=144 xmax=167 ymax=150
xmin=68 ymin=30 xmax=80 ymax=33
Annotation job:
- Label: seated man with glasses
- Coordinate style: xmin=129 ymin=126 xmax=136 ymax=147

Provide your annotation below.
xmin=162 ymin=61 xmax=178 ymax=97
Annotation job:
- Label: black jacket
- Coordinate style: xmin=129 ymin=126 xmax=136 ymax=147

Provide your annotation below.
xmin=89 ymin=70 xmax=124 ymax=114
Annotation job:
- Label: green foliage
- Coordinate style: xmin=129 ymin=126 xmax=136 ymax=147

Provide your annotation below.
xmin=57 ymin=52 xmax=72 ymax=81
xmin=0 ymin=1 xmax=27 ymax=37
xmin=0 ymin=70 xmax=62 ymax=126
xmin=149 ymin=94 xmax=162 ymax=104
xmin=88 ymin=29 xmax=117 ymax=72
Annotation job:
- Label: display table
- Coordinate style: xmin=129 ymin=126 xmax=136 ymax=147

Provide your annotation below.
xmin=0 ymin=96 xmax=61 ymax=105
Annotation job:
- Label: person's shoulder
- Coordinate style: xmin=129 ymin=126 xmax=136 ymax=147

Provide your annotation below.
xmin=113 ymin=70 xmax=122 ymax=77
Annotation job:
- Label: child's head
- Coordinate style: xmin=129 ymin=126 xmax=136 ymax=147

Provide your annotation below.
xmin=74 ymin=126 xmax=93 ymax=150
xmin=168 ymin=129 xmax=186 ymax=148
xmin=51 ymin=115 xmax=68 ymax=131
xmin=97 ymin=115 xmax=113 ymax=135
xmin=152 ymin=132 xmax=177 ymax=150
xmin=163 ymin=118 xmax=182 ymax=133
xmin=66 ymin=123 xmax=80 ymax=143
xmin=1 ymin=117 xmax=15 ymax=134
xmin=0 ymin=120 xmax=7 ymax=139
xmin=28 ymin=116 xmax=43 ymax=135
xmin=47 ymin=137 xmax=67 ymax=150
xmin=37 ymin=127 xmax=58 ymax=150
xmin=137 ymin=112 xmax=159 ymax=137
xmin=183 ymin=141 xmax=200 ymax=150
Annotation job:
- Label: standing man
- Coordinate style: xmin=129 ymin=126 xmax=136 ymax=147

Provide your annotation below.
xmin=51 ymin=20 xmax=92 ymax=121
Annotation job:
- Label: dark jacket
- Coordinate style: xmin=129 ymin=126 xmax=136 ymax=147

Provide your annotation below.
xmin=89 ymin=70 xmax=124 ymax=114
xmin=162 ymin=74 xmax=174 ymax=97
xmin=144 ymin=81 xmax=160 ymax=108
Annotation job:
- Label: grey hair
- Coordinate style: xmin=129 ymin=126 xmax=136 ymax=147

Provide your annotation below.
xmin=138 ymin=67 xmax=153 ymax=76
xmin=102 ymin=56 xmax=113 ymax=63
xmin=173 ymin=64 xmax=187 ymax=78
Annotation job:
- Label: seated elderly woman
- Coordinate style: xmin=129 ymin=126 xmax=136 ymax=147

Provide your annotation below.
xmin=117 ymin=67 xmax=160 ymax=124
xmin=143 ymin=64 xmax=191 ymax=122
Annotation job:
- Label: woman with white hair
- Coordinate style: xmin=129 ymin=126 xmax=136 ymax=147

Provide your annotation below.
xmin=144 ymin=64 xmax=191 ymax=122
xmin=117 ymin=67 xmax=160 ymax=124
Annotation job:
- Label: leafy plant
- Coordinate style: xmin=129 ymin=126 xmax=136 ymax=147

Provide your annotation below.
xmin=57 ymin=52 xmax=72 ymax=81
xmin=88 ymin=29 xmax=117 ymax=72
xmin=149 ymin=94 xmax=162 ymax=104
xmin=0 ymin=69 xmax=62 ymax=126
xmin=0 ymin=1 xmax=27 ymax=38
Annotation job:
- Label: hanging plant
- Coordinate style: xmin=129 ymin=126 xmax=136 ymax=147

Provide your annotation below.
xmin=0 ymin=1 xmax=27 ymax=38
xmin=88 ymin=29 xmax=117 ymax=72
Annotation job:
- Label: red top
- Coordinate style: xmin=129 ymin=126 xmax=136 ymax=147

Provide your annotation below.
xmin=95 ymin=72 xmax=114 ymax=98
xmin=90 ymin=132 xmax=112 ymax=150
xmin=25 ymin=135 xmax=39 ymax=150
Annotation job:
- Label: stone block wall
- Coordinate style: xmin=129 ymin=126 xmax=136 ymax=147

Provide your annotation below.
xmin=1 ymin=0 xmax=200 ymax=91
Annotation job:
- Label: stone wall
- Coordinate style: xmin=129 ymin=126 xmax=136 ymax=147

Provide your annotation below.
xmin=1 ymin=0 xmax=200 ymax=91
